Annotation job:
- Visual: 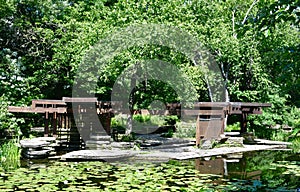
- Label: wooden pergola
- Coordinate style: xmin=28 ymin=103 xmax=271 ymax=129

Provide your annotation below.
xmin=8 ymin=98 xmax=271 ymax=147
xmin=8 ymin=97 xmax=112 ymax=138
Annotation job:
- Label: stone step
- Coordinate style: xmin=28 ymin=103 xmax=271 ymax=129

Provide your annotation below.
xmin=60 ymin=150 xmax=135 ymax=161
xmin=85 ymin=140 xmax=111 ymax=150
xmin=135 ymin=135 xmax=194 ymax=147
xmin=20 ymin=140 xmax=50 ymax=148
xmin=89 ymin=135 xmax=111 ymax=141
xmin=22 ymin=149 xmax=53 ymax=159
xmin=86 ymin=139 xmax=111 ymax=144
xmin=111 ymin=142 xmax=135 ymax=149
xmin=142 ymin=142 xmax=195 ymax=150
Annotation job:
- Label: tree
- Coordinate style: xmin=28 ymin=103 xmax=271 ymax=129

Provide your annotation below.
xmin=1 ymin=0 xmax=299 ymax=136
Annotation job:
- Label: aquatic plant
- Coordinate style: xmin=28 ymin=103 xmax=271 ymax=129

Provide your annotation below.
xmin=0 ymin=139 xmax=20 ymax=170
xmin=1 ymin=151 xmax=298 ymax=191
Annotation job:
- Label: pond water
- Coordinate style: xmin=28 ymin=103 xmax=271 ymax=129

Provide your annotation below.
xmin=0 ymin=150 xmax=299 ymax=191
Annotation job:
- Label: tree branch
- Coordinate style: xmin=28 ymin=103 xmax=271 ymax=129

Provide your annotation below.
xmin=232 ymin=10 xmax=237 ymax=38
xmin=242 ymin=0 xmax=259 ymax=25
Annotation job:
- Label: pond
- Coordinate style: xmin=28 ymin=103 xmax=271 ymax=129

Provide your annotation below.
xmin=0 ymin=150 xmax=299 ymax=191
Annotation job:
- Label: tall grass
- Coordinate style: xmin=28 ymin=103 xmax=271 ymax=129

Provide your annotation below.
xmin=0 ymin=139 xmax=21 ymax=170
xmin=291 ymin=137 xmax=300 ymax=153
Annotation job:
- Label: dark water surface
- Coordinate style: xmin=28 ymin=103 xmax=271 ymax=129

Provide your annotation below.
xmin=1 ymin=150 xmax=299 ymax=191
xmin=191 ymin=150 xmax=300 ymax=191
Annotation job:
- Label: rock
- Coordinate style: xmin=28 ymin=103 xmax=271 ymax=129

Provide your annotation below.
xmin=226 ymin=137 xmax=244 ymax=146
xmin=60 ymin=150 xmax=135 ymax=161
xmin=111 ymin=142 xmax=135 ymax=149
xmin=85 ymin=140 xmax=111 ymax=145
xmin=20 ymin=137 xmax=57 ymax=159
xmin=85 ymin=140 xmax=111 ymax=150
xmin=201 ymin=140 xmax=213 ymax=149
xmin=226 ymin=152 xmax=243 ymax=159
xmin=89 ymin=135 xmax=111 ymax=141
xmin=241 ymin=132 xmax=255 ymax=144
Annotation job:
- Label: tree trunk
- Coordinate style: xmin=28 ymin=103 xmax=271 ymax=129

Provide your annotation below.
xmin=126 ymin=66 xmax=138 ymax=135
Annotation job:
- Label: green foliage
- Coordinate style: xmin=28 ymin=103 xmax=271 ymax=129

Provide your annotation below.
xmin=249 ymin=93 xmax=300 ymax=141
xmin=291 ymin=137 xmax=300 ymax=153
xmin=111 ymin=114 xmax=127 ymax=127
xmin=0 ymin=0 xmax=299 ymax=139
xmin=120 ymin=133 xmax=136 ymax=142
xmin=270 ymin=129 xmax=290 ymax=142
xmin=161 ymin=127 xmax=174 ymax=138
xmin=173 ymin=122 xmax=196 ymax=139
xmin=133 ymin=114 xmax=151 ymax=123
xmin=291 ymin=118 xmax=300 ymax=138
xmin=164 ymin=115 xmax=179 ymax=126
xmin=0 ymin=139 xmax=21 ymax=170
xmin=113 ymin=114 xmax=167 ymax=127
xmin=225 ymin=122 xmax=240 ymax=132
xmin=0 ymin=96 xmax=23 ymax=137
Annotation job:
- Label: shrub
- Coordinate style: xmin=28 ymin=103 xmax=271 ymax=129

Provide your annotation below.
xmin=291 ymin=137 xmax=300 ymax=153
xmin=248 ymin=94 xmax=300 ymax=141
xmin=0 ymin=96 xmax=23 ymax=138
xmin=164 ymin=115 xmax=179 ymax=126
xmin=173 ymin=121 xmax=196 ymax=139
xmin=225 ymin=122 xmax=240 ymax=132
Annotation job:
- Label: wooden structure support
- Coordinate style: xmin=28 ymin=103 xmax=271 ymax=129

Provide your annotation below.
xmin=8 ymin=97 xmax=113 ymax=150
xmin=190 ymin=102 xmax=271 ymax=146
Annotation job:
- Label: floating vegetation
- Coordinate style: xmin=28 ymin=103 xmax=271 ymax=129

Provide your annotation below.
xmin=0 ymin=160 xmax=229 ymax=191
xmin=0 ymin=150 xmax=299 ymax=191
xmin=0 ymin=158 xmax=298 ymax=191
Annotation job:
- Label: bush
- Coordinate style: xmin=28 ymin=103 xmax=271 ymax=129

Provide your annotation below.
xmin=173 ymin=122 xmax=196 ymax=139
xmin=248 ymin=94 xmax=300 ymax=141
xmin=164 ymin=115 xmax=179 ymax=126
xmin=291 ymin=137 xmax=300 ymax=153
xmin=225 ymin=122 xmax=240 ymax=132
xmin=133 ymin=114 xmax=151 ymax=123
xmin=0 ymin=96 xmax=23 ymax=138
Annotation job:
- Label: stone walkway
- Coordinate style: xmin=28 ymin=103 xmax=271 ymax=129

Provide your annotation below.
xmin=134 ymin=144 xmax=289 ymax=162
xmin=58 ymin=134 xmax=291 ymax=162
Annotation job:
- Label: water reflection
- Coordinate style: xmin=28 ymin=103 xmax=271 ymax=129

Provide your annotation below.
xmin=194 ymin=150 xmax=300 ymax=189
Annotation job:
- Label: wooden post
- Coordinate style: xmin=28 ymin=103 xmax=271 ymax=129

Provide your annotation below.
xmin=44 ymin=112 xmax=49 ymax=137
xmin=240 ymin=112 xmax=248 ymax=133
xmin=196 ymin=115 xmax=201 ymax=147
xmin=53 ymin=112 xmax=57 ymax=137
xmin=64 ymin=113 xmax=67 ymax=129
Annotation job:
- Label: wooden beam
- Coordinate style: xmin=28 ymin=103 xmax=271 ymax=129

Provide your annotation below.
xmin=182 ymin=110 xmax=225 ymax=116
xmin=8 ymin=106 xmax=67 ymax=113
xmin=62 ymin=97 xmax=97 ymax=103
xmin=32 ymin=99 xmax=66 ymax=108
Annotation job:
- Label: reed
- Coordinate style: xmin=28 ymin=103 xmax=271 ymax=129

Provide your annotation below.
xmin=0 ymin=139 xmax=21 ymax=170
